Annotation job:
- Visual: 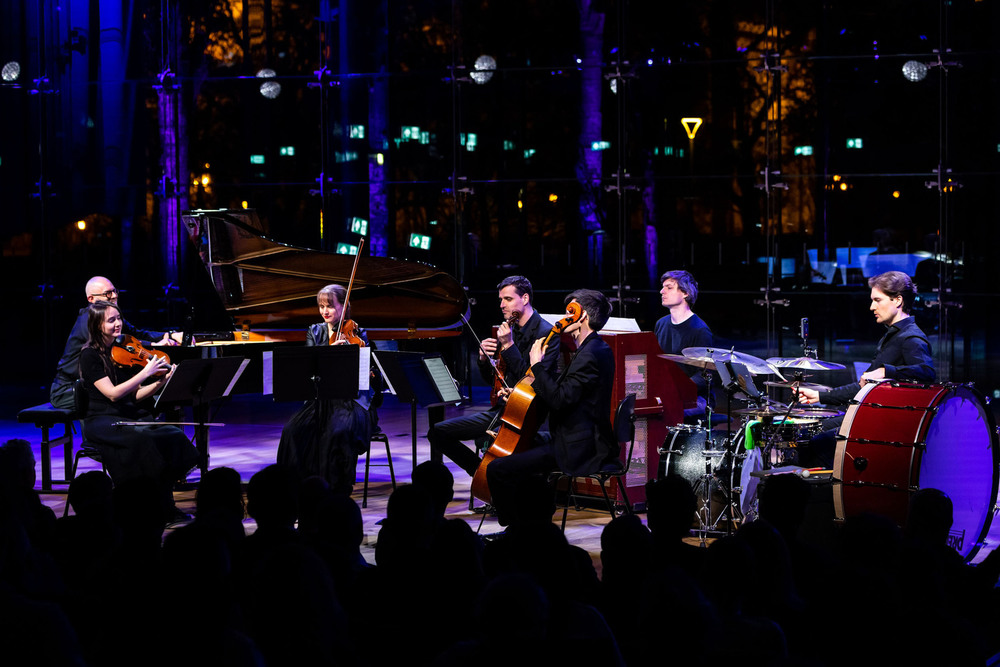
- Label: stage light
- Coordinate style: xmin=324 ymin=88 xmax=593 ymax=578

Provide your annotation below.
xmin=76 ymin=220 xmax=86 ymax=231
xmin=902 ymin=60 xmax=928 ymax=82
xmin=839 ymin=182 xmax=848 ymax=191
xmin=256 ymin=68 xmax=281 ymax=98
xmin=470 ymin=55 xmax=496 ymax=84
xmin=2 ymin=61 xmax=20 ymax=82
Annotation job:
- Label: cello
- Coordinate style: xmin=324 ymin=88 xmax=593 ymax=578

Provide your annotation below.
xmin=470 ymin=302 xmax=584 ymax=504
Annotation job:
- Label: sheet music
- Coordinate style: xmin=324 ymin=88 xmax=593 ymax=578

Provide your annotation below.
xmin=262 ymin=350 xmax=274 ymax=395
xmin=372 ymin=352 xmax=396 ymax=395
xmin=224 ymin=359 xmax=252 ymax=397
xmin=358 ymin=347 xmax=371 ymax=391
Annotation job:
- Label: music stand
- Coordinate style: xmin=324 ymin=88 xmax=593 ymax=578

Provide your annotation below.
xmin=373 ymin=351 xmax=462 ymax=471
xmin=269 ymin=346 xmax=363 ymax=403
xmin=155 ymin=356 xmax=250 ymax=474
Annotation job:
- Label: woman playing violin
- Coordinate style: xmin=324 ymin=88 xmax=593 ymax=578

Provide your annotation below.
xmin=78 ymin=301 xmax=199 ymax=524
xmin=276 ymin=284 xmax=381 ymax=494
xmin=485 ymin=289 xmax=617 ymax=528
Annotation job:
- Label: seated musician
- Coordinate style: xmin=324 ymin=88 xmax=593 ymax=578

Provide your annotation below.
xmin=78 ymin=301 xmax=199 ymax=525
xmin=486 ymin=289 xmax=616 ymax=528
xmin=796 ymin=271 xmax=934 ymax=467
xmin=276 ymin=284 xmax=380 ymax=495
xmin=654 ymin=270 xmax=714 ymax=419
xmin=50 ymin=276 xmax=180 ymax=410
xmin=427 ymin=275 xmax=559 ymax=479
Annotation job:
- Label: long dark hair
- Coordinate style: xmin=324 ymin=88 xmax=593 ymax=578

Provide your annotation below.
xmin=82 ymin=301 xmax=120 ymax=379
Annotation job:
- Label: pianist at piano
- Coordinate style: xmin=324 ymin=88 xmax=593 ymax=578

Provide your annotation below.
xmin=275 ymin=284 xmax=382 ymax=495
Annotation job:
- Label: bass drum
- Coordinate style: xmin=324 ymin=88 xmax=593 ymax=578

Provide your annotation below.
xmin=835 ymin=382 xmax=999 ymax=562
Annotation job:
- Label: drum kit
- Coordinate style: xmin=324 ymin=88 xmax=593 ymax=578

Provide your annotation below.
xmin=657 ymin=345 xmax=847 ymax=540
xmin=657 ymin=345 xmax=1000 ymax=564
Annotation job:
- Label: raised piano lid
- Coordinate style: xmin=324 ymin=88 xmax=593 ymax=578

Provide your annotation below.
xmin=182 ymin=209 xmax=469 ymax=336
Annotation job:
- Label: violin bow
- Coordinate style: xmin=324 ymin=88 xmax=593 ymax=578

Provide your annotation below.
xmin=335 ymin=238 xmax=365 ymax=342
xmin=460 ymin=313 xmax=513 ymax=391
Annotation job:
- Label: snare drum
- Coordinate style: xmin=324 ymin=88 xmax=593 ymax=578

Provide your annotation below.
xmin=762 ymin=417 xmax=822 ymax=446
xmin=835 ymin=382 xmax=999 ymax=562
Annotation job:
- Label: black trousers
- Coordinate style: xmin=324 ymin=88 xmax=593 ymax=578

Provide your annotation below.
xmin=426 ymin=408 xmax=499 ymax=477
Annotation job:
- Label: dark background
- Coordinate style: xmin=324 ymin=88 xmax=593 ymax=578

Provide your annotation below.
xmin=1 ymin=0 xmax=997 ymax=404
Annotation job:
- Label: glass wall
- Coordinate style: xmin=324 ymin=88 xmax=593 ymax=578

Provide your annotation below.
xmin=3 ymin=0 xmax=997 ymax=391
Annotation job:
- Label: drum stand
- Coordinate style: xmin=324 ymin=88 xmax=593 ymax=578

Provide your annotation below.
xmin=692 ymin=367 xmax=745 ymax=543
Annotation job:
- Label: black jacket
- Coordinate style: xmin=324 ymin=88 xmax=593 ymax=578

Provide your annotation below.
xmin=819 ymin=316 xmax=934 ymax=405
xmin=530 ymin=331 xmax=616 ymax=476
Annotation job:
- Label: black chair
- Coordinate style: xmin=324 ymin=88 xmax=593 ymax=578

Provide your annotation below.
xmin=552 ymin=393 xmax=637 ymax=530
xmin=361 ymin=430 xmax=396 ymax=508
xmin=68 ymin=379 xmax=105 ymax=482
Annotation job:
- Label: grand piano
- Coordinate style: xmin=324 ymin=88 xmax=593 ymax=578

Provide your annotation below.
xmin=181 ymin=208 xmax=469 ymax=340
xmin=171 ymin=209 xmax=469 ymax=470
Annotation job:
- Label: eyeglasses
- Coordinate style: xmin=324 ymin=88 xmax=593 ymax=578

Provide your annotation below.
xmin=89 ymin=289 xmax=119 ymax=299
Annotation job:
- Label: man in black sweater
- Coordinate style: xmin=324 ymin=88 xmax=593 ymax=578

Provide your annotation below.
xmin=654 ymin=270 xmax=713 ymax=418
xmin=49 ymin=276 xmax=180 ymax=409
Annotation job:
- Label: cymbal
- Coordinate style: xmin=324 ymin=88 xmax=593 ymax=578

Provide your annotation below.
xmin=682 ymin=347 xmax=776 ymax=375
xmin=658 ymin=353 xmax=716 ymax=370
xmin=764 ymin=380 xmax=833 ymax=393
xmin=766 ymin=356 xmax=846 ymax=371
xmin=790 ymin=407 xmax=845 ymax=419
xmin=732 ymin=405 xmax=794 ymax=417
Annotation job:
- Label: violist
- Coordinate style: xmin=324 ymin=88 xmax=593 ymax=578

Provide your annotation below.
xmin=276 ymin=284 xmax=380 ymax=494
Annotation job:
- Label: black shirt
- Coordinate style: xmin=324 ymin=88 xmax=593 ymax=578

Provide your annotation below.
xmin=819 ymin=316 xmax=935 ymax=405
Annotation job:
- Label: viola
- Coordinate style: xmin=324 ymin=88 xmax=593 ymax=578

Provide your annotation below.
xmin=332 ymin=318 xmax=366 ymax=347
xmin=110 ymin=334 xmax=171 ymax=376
xmin=470 ymin=301 xmax=584 ymax=503
xmin=489 ymin=310 xmax=521 ymax=406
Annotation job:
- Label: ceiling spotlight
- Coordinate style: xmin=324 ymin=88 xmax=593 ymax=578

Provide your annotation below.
xmin=2 ymin=61 xmax=20 ymax=82
xmin=902 ymin=60 xmax=928 ymax=82
xmin=256 ymin=68 xmax=281 ymax=98
xmin=470 ymin=55 xmax=496 ymax=85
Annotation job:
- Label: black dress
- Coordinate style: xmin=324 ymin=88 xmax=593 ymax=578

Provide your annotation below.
xmin=275 ymin=323 xmax=378 ymax=494
xmin=79 ymin=347 xmax=199 ymax=489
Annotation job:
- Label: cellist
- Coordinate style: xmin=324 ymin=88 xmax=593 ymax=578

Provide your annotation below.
xmin=427 ymin=275 xmax=559 ymax=480
xmin=486 ymin=289 xmax=616 ymax=529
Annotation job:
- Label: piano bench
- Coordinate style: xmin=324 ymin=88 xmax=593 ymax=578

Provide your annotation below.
xmin=362 ymin=431 xmax=396 ymax=509
xmin=17 ymin=404 xmax=81 ymax=491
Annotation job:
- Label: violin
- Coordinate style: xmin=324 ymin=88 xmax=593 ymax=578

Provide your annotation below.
xmin=332 ymin=318 xmax=366 ymax=347
xmin=110 ymin=334 xmax=171 ymax=376
xmin=489 ymin=310 xmax=521 ymax=406
xmin=470 ymin=301 xmax=585 ymax=503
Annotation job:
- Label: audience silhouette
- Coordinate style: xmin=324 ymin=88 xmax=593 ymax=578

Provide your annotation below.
xmin=7 ymin=437 xmax=1000 ymax=667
